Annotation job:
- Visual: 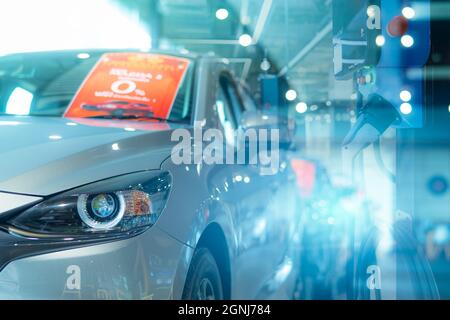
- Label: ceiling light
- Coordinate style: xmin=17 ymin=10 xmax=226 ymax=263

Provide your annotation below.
xmin=239 ymin=34 xmax=253 ymax=47
xmin=0 ymin=1 xmax=152 ymax=55
xmin=296 ymin=102 xmax=308 ymax=114
xmin=402 ymin=7 xmax=416 ymax=19
xmin=401 ymin=35 xmax=414 ymax=48
xmin=400 ymin=90 xmax=412 ymax=102
xmin=400 ymin=103 xmax=413 ymax=115
xmin=215 ymin=8 xmax=229 ymax=20
xmin=49 ymin=135 xmax=62 ymax=140
xmin=285 ymin=89 xmax=297 ymax=101
xmin=375 ymin=35 xmax=385 ymax=47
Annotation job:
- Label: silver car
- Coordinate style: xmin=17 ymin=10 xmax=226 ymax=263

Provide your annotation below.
xmin=0 ymin=50 xmax=299 ymax=299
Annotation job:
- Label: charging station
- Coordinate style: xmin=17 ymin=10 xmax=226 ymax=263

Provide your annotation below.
xmin=333 ymin=0 xmax=439 ymax=300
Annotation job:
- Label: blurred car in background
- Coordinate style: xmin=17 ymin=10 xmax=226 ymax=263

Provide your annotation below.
xmin=289 ymin=157 xmax=366 ymax=299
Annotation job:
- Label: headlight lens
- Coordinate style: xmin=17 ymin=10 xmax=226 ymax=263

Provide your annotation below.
xmin=77 ymin=192 xmax=126 ymax=230
xmin=4 ymin=171 xmax=171 ymax=239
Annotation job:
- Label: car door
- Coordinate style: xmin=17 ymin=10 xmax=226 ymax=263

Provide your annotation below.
xmin=237 ymin=80 xmax=299 ymax=298
xmin=210 ymin=72 xmax=297 ymax=299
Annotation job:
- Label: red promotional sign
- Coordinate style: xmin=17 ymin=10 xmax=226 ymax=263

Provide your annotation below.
xmin=64 ymin=53 xmax=190 ymax=120
xmin=291 ymin=159 xmax=317 ymax=198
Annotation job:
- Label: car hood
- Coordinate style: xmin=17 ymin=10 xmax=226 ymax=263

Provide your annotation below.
xmin=0 ymin=116 xmax=187 ymax=196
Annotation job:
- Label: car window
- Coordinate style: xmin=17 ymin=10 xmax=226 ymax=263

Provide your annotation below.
xmin=170 ymin=61 xmax=194 ymax=121
xmin=0 ymin=51 xmax=194 ymax=122
xmin=219 ymin=75 xmax=244 ymax=124
xmin=216 ymin=80 xmax=237 ymax=146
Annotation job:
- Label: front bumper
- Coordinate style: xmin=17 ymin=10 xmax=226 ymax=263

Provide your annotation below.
xmin=0 ymin=226 xmax=190 ymax=299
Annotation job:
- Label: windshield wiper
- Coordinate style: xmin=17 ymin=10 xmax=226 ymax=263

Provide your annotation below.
xmin=84 ymin=114 xmax=186 ymax=124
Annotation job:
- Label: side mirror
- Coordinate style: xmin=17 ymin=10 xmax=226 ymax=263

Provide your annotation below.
xmin=239 ymin=109 xmax=295 ymax=150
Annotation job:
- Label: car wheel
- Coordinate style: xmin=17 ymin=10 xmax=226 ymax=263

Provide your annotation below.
xmin=182 ymin=247 xmax=224 ymax=300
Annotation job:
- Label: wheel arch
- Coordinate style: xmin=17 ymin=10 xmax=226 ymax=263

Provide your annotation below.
xmin=195 ymin=222 xmax=232 ymax=300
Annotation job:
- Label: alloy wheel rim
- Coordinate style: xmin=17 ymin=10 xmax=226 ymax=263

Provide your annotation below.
xmin=196 ymin=277 xmax=215 ymax=300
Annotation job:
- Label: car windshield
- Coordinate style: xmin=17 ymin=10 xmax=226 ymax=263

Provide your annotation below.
xmin=0 ymin=51 xmax=194 ymax=122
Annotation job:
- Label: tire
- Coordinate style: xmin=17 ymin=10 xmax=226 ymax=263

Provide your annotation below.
xmin=182 ymin=248 xmax=224 ymax=300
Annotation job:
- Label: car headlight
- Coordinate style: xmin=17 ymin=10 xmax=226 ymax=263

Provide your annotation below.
xmin=3 ymin=171 xmax=171 ymax=240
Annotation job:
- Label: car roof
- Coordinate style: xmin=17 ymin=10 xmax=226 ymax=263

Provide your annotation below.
xmin=0 ymin=48 xmax=200 ymax=61
xmin=0 ymin=49 xmax=238 ymax=66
